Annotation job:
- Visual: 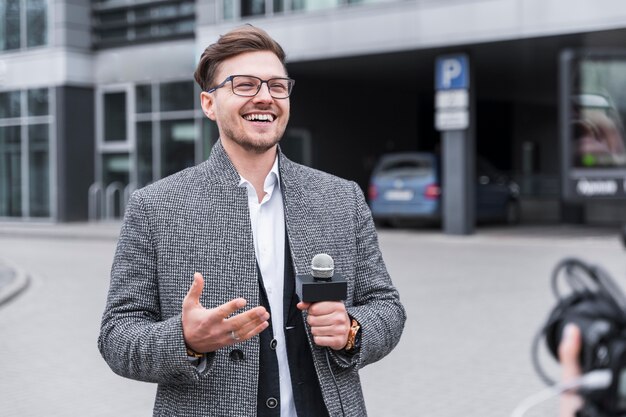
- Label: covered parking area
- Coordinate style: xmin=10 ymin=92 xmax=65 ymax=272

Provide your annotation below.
xmin=285 ymin=27 xmax=626 ymax=225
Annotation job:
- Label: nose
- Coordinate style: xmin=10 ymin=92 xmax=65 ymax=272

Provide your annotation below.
xmin=253 ymin=81 xmax=274 ymax=102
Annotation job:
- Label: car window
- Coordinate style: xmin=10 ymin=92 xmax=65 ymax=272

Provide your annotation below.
xmin=379 ymin=158 xmax=433 ymax=177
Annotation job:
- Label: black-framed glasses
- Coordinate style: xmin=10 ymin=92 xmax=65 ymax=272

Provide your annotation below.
xmin=207 ymin=75 xmax=295 ymax=99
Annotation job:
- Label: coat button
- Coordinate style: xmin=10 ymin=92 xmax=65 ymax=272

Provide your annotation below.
xmin=266 ymin=397 xmax=278 ymax=409
xmin=229 ymin=349 xmax=244 ymax=362
xmin=270 ymin=338 xmax=277 ymax=350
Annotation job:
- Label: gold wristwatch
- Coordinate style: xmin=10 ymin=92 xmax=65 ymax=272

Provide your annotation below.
xmin=186 ymin=345 xmax=204 ymax=359
xmin=344 ymin=318 xmax=361 ymax=352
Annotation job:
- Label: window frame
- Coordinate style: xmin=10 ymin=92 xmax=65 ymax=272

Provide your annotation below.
xmin=0 ymin=0 xmax=51 ymax=53
xmin=0 ymin=87 xmax=56 ymax=221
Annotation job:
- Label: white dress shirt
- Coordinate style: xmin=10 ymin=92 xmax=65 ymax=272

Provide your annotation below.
xmin=239 ymin=156 xmax=297 ymax=417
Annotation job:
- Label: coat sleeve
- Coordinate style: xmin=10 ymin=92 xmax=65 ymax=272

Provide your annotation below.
xmin=331 ymin=182 xmax=406 ymax=369
xmin=98 ymin=191 xmax=214 ymax=384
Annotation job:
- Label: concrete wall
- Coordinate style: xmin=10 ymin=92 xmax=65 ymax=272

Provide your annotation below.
xmin=197 ymin=0 xmax=626 ymax=63
xmin=93 ymin=40 xmax=196 ymax=85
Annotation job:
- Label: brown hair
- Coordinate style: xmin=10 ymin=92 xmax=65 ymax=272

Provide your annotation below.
xmin=194 ymin=25 xmax=287 ymax=91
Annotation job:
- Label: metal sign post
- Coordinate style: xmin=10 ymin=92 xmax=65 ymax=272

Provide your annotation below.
xmin=435 ymin=54 xmax=475 ymax=235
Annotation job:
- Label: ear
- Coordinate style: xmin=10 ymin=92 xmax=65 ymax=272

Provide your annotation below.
xmin=200 ymin=92 xmax=216 ymax=121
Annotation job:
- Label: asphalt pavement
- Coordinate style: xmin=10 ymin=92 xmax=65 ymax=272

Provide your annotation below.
xmin=0 ymin=222 xmax=624 ymax=417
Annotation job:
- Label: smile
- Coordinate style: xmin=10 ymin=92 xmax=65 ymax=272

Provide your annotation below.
xmin=243 ymin=113 xmax=275 ymax=123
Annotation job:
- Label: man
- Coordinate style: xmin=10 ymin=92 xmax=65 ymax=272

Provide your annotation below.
xmin=98 ymin=25 xmax=405 ymax=417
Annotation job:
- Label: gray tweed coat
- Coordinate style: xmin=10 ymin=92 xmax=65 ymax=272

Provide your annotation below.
xmin=98 ymin=140 xmax=406 ymax=417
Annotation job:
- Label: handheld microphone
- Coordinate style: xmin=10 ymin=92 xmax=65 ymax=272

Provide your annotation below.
xmin=296 ymin=254 xmax=347 ymax=302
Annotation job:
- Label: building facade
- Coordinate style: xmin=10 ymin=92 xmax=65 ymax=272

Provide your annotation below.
xmin=2 ymin=0 xmax=626 ymax=223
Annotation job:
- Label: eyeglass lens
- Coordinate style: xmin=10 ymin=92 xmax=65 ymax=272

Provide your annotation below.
xmin=232 ymin=76 xmax=292 ymax=98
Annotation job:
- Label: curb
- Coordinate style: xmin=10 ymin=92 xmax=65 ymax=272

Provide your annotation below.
xmin=0 ymin=222 xmax=122 ymax=242
xmin=0 ymin=259 xmax=30 ymax=308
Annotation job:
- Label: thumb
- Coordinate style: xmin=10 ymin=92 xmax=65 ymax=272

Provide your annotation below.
xmin=559 ymin=324 xmax=582 ymax=378
xmin=183 ymin=272 xmax=204 ymax=309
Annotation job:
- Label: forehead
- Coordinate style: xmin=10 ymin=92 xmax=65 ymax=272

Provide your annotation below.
xmin=216 ymin=50 xmax=287 ymax=80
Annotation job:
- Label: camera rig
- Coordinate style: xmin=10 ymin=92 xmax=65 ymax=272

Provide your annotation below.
xmin=533 ymin=258 xmax=626 ymax=417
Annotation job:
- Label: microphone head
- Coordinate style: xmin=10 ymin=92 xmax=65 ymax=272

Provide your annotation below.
xmin=311 ymin=253 xmax=334 ymax=279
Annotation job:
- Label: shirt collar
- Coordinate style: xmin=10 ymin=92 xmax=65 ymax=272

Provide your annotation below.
xmin=238 ymin=154 xmax=281 ymax=195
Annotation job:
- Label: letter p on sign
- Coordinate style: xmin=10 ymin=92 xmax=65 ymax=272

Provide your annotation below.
xmin=435 ymin=55 xmax=469 ymax=90
xmin=442 ymin=60 xmax=462 ymax=88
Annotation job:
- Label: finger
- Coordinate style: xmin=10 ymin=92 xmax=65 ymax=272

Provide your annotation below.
xmin=233 ymin=309 xmax=270 ymax=334
xmin=183 ymin=272 xmax=204 ymax=309
xmin=311 ymin=335 xmax=344 ymax=349
xmin=558 ymin=324 xmax=584 ymax=416
xmin=309 ymin=324 xmax=339 ymax=337
xmin=297 ymin=301 xmax=311 ymax=311
xmin=215 ymin=298 xmax=247 ymax=320
xmin=307 ymin=310 xmax=349 ymax=328
xmin=226 ymin=306 xmax=269 ymax=330
xmin=308 ymin=301 xmax=345 ymax=316
xmin=559 ymin=324 xmax=582 ymax=379
xmin=236 ymin=320 xmax=270 ymax=342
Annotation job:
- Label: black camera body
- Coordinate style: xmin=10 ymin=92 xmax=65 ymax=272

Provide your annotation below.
xmin=537 ymin=259 xmax=626 ymax=417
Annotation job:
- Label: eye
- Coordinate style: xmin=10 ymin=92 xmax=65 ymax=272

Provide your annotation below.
xmin=269 ymin=81 xmax=288 ymax=92
xmin=235 ymin=82 xmax=257 ymax=91
xmin=233 ymin=77 xmax=260 ymax=92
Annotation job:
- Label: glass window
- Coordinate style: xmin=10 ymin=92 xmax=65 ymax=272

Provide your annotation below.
xmin=161 ymin=119 xmax=195 ymax=177
xmin=0 ymin=0 xmax=21 ymax=51
xmin=0 ymin=91 xmax=21 ymax=119
xmin=0 ymin=125 xmax=22 ymax=217
xmin=155 ymin=4 xmax=178 ymax=18
xmin=223 ymin=0 xmax=234 ymax=20
xmin=26 ymin=0 xmax=47 ymax=47
xmin=99 ymin=10 xmax=127 ymax=25
xmin=571 ymin=60 xmax=626 ymax=169
xmin=27 ymin=88 xmax=48 ymax=116
xmin=104 ymin=92 xmax=126 ymax=142
xmin=98 ymin=28 xmax=127 ymax=43
xmin=274 ymin=0 xmax=285 ymax=14
xmin=135 ymin=25 xmax=153 ymax=40
xmin=28 ymin=123 xmax=49 ymax=217
xmin=102 ymin=153 xmax=129 ymax=218
xmin=102 ymin=153 xmax=129 ymax=186
xmin=159 ymin=81 xmax=194 ymax=112
xmin=241 ymin=0 xmax=265 ymax=17
xmin=292 ymin=0 xmax=341 ymax=12
xmin=135 ymin=7 xmax=151 ymax=21
xmin=136 ymin=122 xmax=153 ymax=187
xmin=136 ymin=85 xmax=152 ymax=113
xmin=157 ymin=21 xmax=176 ymax=37
xmin=180 ymin=2 xmax=195 ymax=15
xmin=175 ymin=19 xmax=194 ymax=34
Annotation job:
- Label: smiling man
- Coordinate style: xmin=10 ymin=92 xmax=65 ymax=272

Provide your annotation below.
xmin=98 ymin=25 xmax=406 ymax=417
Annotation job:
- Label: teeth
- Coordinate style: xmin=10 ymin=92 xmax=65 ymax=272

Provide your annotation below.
xmin=244 ymin=113 xmax=274 ymax=122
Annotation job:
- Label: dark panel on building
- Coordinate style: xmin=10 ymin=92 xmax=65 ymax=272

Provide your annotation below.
xmin=56 ymin=86 xmax=95 ymax=221
xmin=288 ymin=77 xmax=419 ymax=192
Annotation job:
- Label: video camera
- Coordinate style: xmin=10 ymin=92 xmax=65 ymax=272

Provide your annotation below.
xmin=534 ymin=258 xmax=626 ymax=417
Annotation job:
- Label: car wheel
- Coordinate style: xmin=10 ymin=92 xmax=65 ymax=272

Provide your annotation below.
xmin=505 ymin=200 xmax=521 ymax=224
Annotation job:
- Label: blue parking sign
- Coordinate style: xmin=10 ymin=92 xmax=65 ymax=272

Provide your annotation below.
xmin=435 ymin=55 xmax=469 ymax=90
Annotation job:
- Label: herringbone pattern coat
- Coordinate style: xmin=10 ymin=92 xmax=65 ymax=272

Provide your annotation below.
xmin=98 ymin=140 xmax=406 ymax=416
